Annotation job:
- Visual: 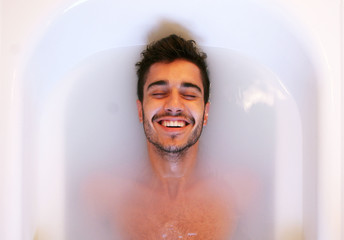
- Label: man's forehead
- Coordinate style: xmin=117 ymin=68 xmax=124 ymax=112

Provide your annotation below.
xmin=144 ymin=60 xmax=203 ymax=90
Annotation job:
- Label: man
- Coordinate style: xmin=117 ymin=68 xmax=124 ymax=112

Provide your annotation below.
xmin=128 ymin=34 xmax=234 ymax=239
xmin=84 ymin=35 xmax=236 ymax=239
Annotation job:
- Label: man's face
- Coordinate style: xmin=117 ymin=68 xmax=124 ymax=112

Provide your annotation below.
xmin=137 ymin=59 xmax=210 ymax=153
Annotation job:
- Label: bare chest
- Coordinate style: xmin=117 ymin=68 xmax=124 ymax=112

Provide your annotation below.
xmin=114 ymin=188 xmax=234 ymax=240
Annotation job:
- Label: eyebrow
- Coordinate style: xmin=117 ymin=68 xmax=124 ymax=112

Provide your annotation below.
xmin=146 ymin=80 xmax=168 ymax=90
xmin=181 ymin=82 xmax=202 ymax=94
xmin=146 ymin=80 xmax=202 ymax=94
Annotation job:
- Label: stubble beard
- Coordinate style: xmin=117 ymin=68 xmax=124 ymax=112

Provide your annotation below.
xmin=142 ymin=110 xmax=205 ymax=158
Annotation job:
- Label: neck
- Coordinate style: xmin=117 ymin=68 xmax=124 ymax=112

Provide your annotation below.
xmin=147 ymin=142 xmax=199 ymax=199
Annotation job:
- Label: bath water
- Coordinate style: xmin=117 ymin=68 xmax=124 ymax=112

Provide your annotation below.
xmin=41 ymin=46 xmax=300 ymax=239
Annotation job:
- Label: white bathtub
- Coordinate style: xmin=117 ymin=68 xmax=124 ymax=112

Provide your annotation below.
xmin=1 ymin=0 xmax=342 ymax=239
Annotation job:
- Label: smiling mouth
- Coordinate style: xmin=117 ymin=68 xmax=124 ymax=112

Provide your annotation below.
xmin=158 ymin=120 xmax=189 ymax=128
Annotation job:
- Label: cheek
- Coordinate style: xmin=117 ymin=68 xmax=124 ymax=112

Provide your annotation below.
xmin=143 ymin=101 xmax=161 ymax=119
xmin=190 ymin=103 xmax=206 ymax=117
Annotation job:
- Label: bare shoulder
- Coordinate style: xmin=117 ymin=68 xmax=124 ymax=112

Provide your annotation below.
xmin=189 ymin=164 xmax=262 ymax=212
xmin=80 ymin=169 xmax=137 ymax=216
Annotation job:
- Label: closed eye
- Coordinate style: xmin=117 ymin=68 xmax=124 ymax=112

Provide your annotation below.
xmin=151 ymin=92 xmax=167 ymax=98
xmin=183 ymin=94 xmax=197 ymax=99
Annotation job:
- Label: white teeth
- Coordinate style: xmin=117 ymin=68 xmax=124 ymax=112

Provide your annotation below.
xmin=161 ymin=120 xmax=186 ymax=127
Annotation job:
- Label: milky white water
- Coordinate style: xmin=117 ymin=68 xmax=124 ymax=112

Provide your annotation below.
xmin=39 ymin=46 xmax=302 ymax=239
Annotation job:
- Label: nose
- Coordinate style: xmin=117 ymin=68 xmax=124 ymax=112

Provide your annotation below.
xmin=164 ymin=90 xmax=184 ymax=114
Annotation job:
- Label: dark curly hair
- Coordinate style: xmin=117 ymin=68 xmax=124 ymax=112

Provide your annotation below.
xmin=136 ymin=34 xmax=210 ymax=104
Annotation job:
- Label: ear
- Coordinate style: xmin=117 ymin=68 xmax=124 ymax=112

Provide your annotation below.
xmin=203 ymin=102 xmax=210 ymax=126
xmin=136 ymin=99 xmax=143 ymax=123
